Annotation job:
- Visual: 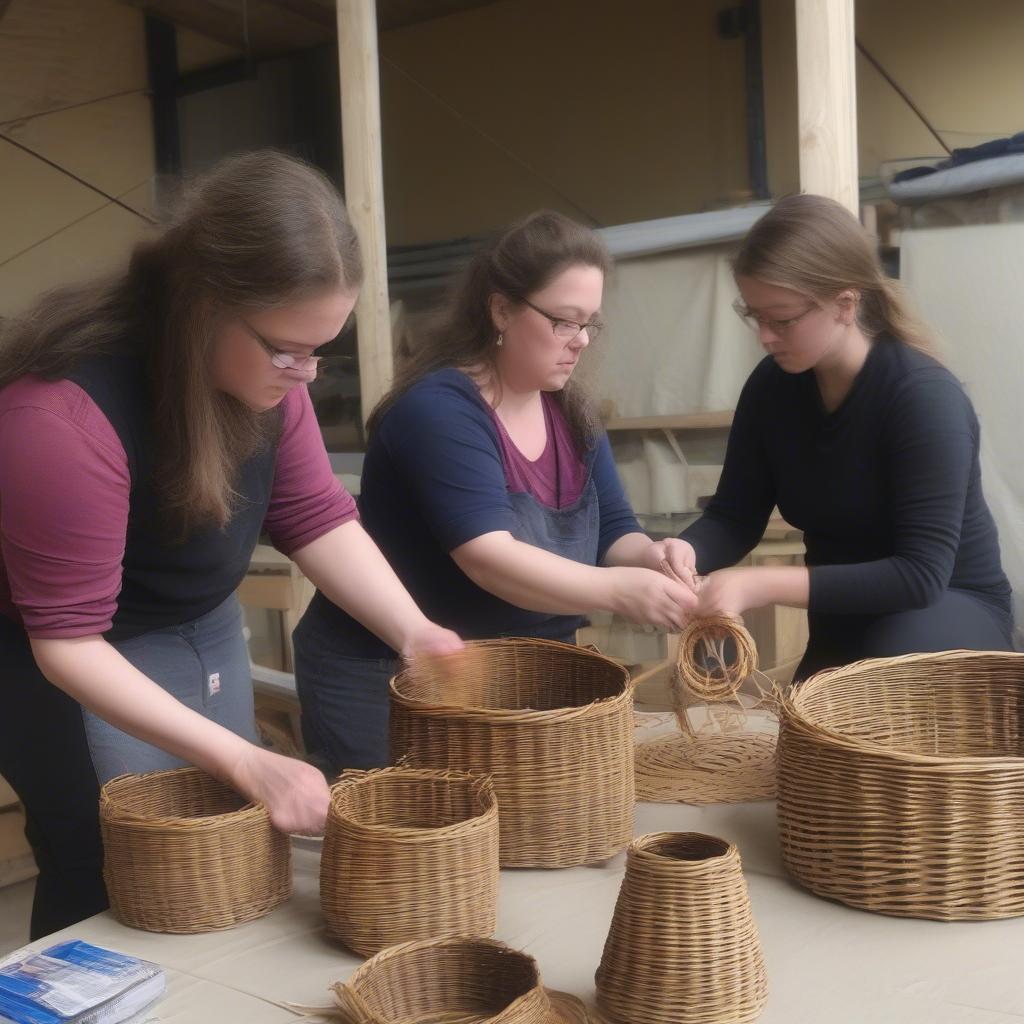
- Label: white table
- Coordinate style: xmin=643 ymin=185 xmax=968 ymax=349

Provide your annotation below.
xmin=20 ymin=799 xmax=1024 ymax=1023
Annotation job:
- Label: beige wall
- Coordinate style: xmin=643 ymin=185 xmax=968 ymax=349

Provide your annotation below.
xmin=0 ymin=0 xmax=155 ymax=317
xmin=378 ymin=0 xmax=751 ymax=246
xmin=3 ymin=0 xmax=1024 ymax=310
xmin=378 ymin=0 xmax=1024 ymax=245
xmin=763 ymin=0 xmax=1024 ymax=199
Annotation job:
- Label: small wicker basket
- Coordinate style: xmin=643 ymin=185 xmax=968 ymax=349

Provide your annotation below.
xmin=595 ymin=832 xmax=768 ymax=1024
xmin=329 ymin=936 xmax=577 ymax=1024
xmin=778 ymin=650 xmax=1024 ymax=920
xmin=320 ymin=767 xmax=499 ymax=955
xmin=391 ymin=638 xmax=634 ymax=868
xmin=100 ymin=766 xmax=291 ymax=933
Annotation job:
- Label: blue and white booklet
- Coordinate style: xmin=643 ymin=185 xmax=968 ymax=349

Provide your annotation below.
xmin=0 ymin=941 xmax=164 ymax=1024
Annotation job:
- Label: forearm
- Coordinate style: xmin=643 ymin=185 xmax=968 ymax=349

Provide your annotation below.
xmin=30 ymin=636 xmax=252 ymax=782
xmin=603 ymin=531 xmax=654 ymax=567
xmin=742 ymin=566 xmax=810 ymax=610
xmin=453 ymin=533 xmax=615 ymax=616
xmin=291 ymin=519 xmax=433 ymax=653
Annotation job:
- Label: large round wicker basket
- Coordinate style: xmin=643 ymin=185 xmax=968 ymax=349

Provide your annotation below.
xmin=778 ymin=650 xmax=1024 ymax=920
xmin=391 ymin=638 xmax=634 ymax=868
xmin=320 ymin=767 xmax=499 ymax=955
xmin=100 ymin=766 xmax=291 ymax=933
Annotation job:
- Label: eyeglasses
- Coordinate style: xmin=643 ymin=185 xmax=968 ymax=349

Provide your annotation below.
xmin=732 ymin=299 xmax=817 ymax=335
xmin=521 ymin=298 xmax=604 ymax=342
xmin=241 ymin=317 xmax=354 ymax=375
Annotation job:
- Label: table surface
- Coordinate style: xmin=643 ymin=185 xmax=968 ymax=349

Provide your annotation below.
xmin=16 ymin=795 xmax=1024 ymax=1023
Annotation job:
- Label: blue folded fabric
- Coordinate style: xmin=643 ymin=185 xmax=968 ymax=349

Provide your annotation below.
xmin=892 ymin=130 xmax=1024 ymax=184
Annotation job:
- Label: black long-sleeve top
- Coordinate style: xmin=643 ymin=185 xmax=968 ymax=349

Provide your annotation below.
xmin=681 ymin=338 xmax=1012 ymax=620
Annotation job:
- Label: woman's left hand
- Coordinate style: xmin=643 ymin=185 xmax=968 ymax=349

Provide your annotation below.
xmin=400 ymin=620 xmax=465 ymax=661
xmin=641 ymin=538 xmax=698 ymax=591
xmin=694 ymin=567 xmax=763 ymax=620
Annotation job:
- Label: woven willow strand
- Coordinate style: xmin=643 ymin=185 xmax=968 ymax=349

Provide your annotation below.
xmin=635 ymin=613 xmax=777 ymax=805
xmin=778 ymin=649 xmax=1024 ymax=921
xmin=320 ymin=767 xmax=499 ymax=955
xmin=596 ymin=832 xmax=768 ymax=1024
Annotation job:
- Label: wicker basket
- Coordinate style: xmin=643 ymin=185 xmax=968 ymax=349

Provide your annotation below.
xmin=391 ymin=638 xmax=634 ymax=868
xmin=778 ymin=650 xmax=1024 ymax=921
xmin=320 ymin=767 xmax=499 ymax=955
xmin=329 ymin=936 xmax=579 ymax=1024
xmin=595 ymin=832 xmax=768 ymax=1024
xmin=100 ymin=766 xmax=291 ymax=933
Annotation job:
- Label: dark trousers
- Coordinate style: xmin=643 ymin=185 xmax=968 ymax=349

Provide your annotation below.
xmin=796 ymin=588 xmax=1015 ymax=681
xmin=0 ymin=615 xmax=108 ymax=939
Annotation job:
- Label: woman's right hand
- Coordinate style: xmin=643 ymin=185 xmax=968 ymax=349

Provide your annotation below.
xmin=228 ymin=744 xmax=330 ymax=836
xmin=606 ymin=566 xmax=698 ymax=631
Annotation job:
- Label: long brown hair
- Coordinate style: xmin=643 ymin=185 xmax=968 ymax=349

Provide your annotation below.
xmin=368 ymin=210 xmax=610 ymax=447
xmin=0 ymin=150 xmax=362 ymax=536
xmin=733 ymin=193 xmax=934 ymax=354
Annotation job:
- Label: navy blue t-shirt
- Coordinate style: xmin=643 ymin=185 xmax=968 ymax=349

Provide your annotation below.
xmin=309 ymin=369 xmax=641 ymax=657
xmin=682 ymin=338 xmax=1012 ymax=622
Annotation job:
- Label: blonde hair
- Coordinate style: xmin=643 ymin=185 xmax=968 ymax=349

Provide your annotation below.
xmin=733 ymin=194 xmax=933 ymax=354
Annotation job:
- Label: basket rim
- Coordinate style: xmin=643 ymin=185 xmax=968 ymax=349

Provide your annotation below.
xmin=631 ymin=830 xmax=738 ymax=865
xmin=783 ymin=649 xmax=1024 ymax=769
xmin=99 ymin=766 xmax=266 ymax=827
xmin=390 ymin=636 xmax=632 ymax=720
xmin=328 ymin=767 xmax=498 ymax=836
xmin=343 ymin=935 xmax=544 ymax=1013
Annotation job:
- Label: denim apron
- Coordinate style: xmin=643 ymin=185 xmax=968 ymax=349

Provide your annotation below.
xmin=294 ymin=477 xmax=602 ymax=773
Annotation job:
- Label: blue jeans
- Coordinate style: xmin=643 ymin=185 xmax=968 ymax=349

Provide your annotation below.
xmin=82 ymin=595 xmax=258 ymax=784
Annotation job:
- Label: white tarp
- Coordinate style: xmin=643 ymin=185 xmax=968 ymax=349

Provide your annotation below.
xmin=901 ymin=223 xmax=1024 ymax=625
xmin=592 ymin=242 xmax=761 ymax=515
xmin=596 ymin=242 xmax=761 ymax=418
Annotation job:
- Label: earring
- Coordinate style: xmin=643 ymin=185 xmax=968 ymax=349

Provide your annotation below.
xmin=496 ymin=333 xmax=504 ymax=347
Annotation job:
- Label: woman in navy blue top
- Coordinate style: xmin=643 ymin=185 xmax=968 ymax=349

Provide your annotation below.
xmin=294 ymin=211 xmax=698 ymax=772
xmin=675 ymin=195 xmax=1013 ymax=679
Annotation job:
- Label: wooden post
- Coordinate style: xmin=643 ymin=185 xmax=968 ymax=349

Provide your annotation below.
xmin=337 ymin=0 xmax=393 ymax=423
xmin=795 ymin=0 xmax=858 ymax=213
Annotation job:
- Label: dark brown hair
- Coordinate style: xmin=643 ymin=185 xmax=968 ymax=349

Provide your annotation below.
xmin=368 ymin=210 xmax=610 ymax=447
xmin=0 ymin=150 xmax=363 ymax=535
xmin=733 ymin=193 xmax=933 ymax=353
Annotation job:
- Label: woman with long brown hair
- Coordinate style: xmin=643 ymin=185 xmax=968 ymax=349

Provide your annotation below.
xmin=293 ymin=210 xmax=698 ymax=774
xmin=0 ymin=150 xmax=460 ymax=938
xmin=674 ymin=193 xmax=1013 ymax=678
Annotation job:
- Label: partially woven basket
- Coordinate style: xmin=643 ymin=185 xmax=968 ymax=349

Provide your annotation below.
xmin=329 ymin=936 xmax=586 ymax=1024
xmin=320 ymin=767 xmax=499 ymax=955
xmin=778 ymin=650 xmax=1024 ymax=920
xmin=595 ymin=832 xmax=768 ymax=1024
xmin=391 ymin=638 xmax=634 ymax=868
xmin=100 ymin=766 xmax=291 ymax=933
xmin=635 ymin=616 xmax=777 ymax=805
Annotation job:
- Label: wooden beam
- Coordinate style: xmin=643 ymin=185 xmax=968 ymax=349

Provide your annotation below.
xmin=795 ymin=0 xmax=858 ymax=213
xmin=337 ymin=0 xmax=393 ymax=423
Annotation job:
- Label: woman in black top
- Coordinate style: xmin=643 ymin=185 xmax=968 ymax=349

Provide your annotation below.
xmin=674 ymin=194 xmax=1013 ymax=679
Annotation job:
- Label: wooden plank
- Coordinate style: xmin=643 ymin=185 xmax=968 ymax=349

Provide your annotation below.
xmin=337 ymin=0 xmax=394 ymax=423
xmin=603 ymin=411 xmax=734 ymax=432
xmin=795 ymin=0 xmax=858 ymax=213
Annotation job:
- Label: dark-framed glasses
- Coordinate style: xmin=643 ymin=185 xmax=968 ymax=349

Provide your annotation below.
xmin=522 ymin=298 xmax=604 ymax=342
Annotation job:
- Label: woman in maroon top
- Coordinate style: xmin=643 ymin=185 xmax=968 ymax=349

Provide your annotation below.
xmin=0 ymin=151 xmax=460 ymax=937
